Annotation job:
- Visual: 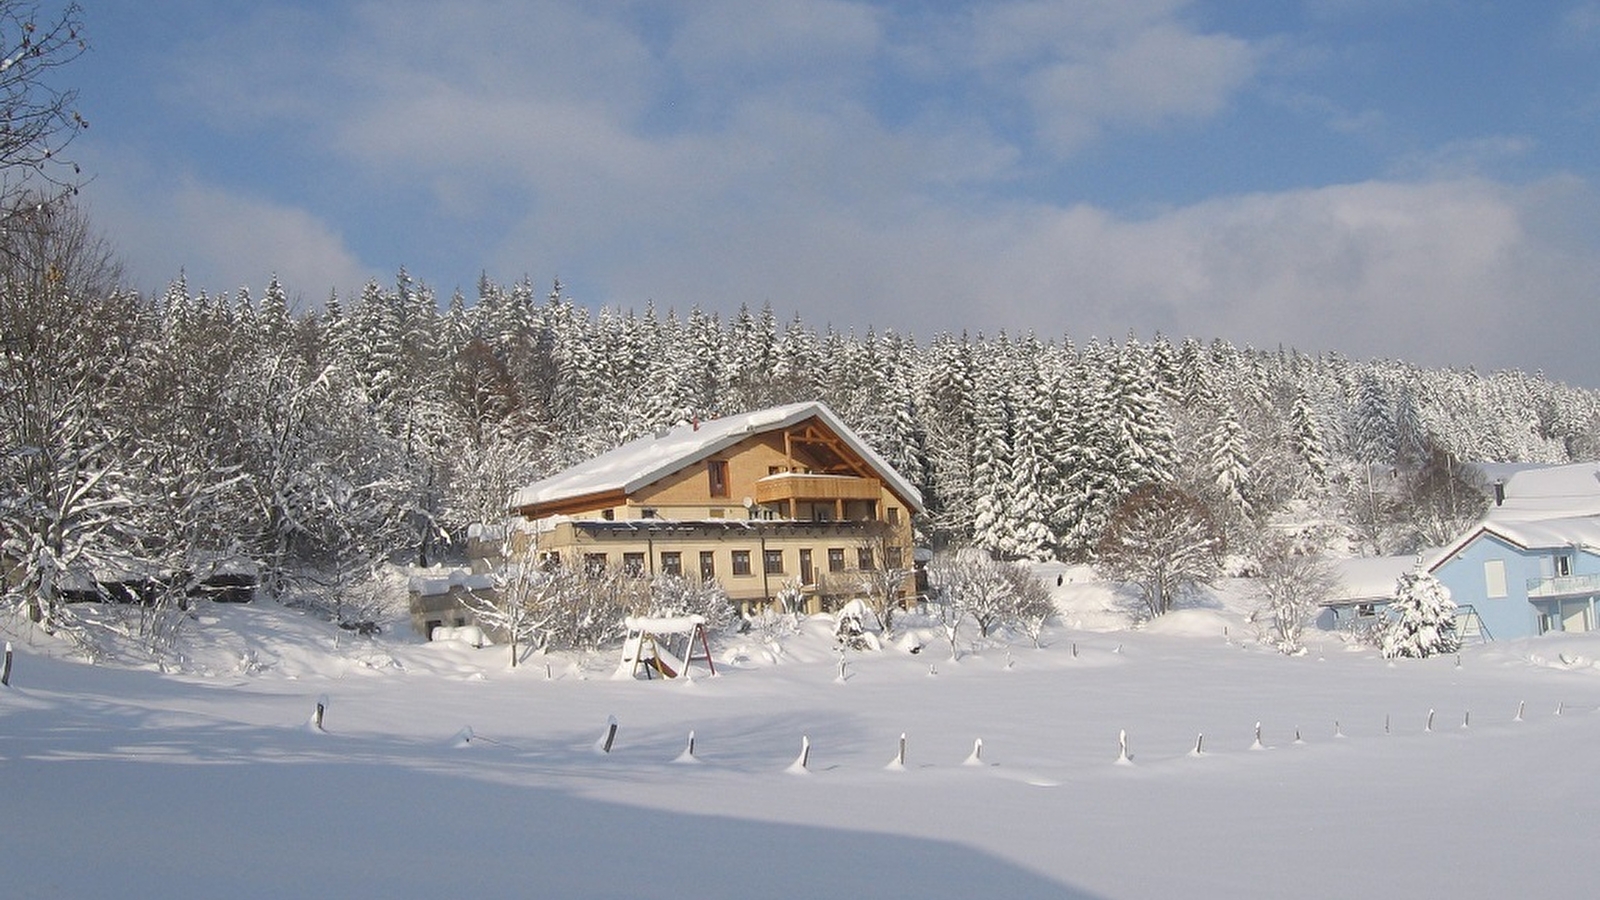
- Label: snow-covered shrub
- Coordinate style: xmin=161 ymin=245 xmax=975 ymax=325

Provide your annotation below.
xmin=744 ymin=604 xmax=800 ymax=646
xmin=646 ymin=573 xmax=735 ymax=633
xmin=833 ymin=598 xmax=876 ymax=651
xmin=998 ymin=561 xmax=1055 ymax=648
xmin=1251 ymin=533 xmax=1338 ymax=655
xmin=1379 ymin=570 xmax=1459 ymax=659
xmin=772 ymin=579 xmax=806 ymax=618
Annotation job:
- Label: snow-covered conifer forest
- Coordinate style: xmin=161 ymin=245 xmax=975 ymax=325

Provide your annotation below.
xmin=6 ymin=253 xmax=1600 ymax=641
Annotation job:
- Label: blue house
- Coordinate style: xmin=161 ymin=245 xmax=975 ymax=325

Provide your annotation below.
xmin=1425 ymin=463 xmax=1600 ymax=639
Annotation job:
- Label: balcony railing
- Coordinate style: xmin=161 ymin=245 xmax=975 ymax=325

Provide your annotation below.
xmin=1526 ymin=573 xmax=1600 ymax=598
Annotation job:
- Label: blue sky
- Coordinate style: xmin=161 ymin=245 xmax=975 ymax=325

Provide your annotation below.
xmin=67 ymin=1 xmax=1600 ymax=384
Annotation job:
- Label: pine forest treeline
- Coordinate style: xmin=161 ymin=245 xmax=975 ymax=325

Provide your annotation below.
xmin=7 ymin=259 xmax=1600 ymax=632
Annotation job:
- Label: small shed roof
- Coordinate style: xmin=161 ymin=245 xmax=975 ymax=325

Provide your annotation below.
xmin=1326 ymin=554 xmax=1422 ymax=606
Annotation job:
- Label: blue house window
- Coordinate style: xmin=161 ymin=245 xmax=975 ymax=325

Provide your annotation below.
xmin=1484 ymin=560 xmax=1507 ymax=598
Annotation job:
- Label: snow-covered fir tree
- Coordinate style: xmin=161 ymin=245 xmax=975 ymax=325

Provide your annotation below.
xmin=1380 ymin=569 xmax=1460 ymax=659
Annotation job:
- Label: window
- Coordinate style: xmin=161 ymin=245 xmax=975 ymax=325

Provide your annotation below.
xmin=858 ymin=547 xmax=875 ymax=571
xmin=764 ymin=549 xmax=785 ymax=575
xmin=707 ymin=460 xmax=729 ymax=498
xmin=887 ymin=507 xmax=901 ymax=526
xmin=641 ymin=508 xmax=658 ymax=519
xmin=885 ymin=546 xmax=904 ymax=569
xmin=601 ymin=508 xmax=615 ymax=521
xmin=731 ymin=550 xmax=752 ymax=576
xmin=583 ymin=553 xmax=608 ymax=577
xmin=1484 ymin=559 xmax=1508 ymax=598
xmin=1555 ymin=554 xmax=1573 ymax=577
xmin=623 ymin=552 xmax=646 ymax=576
xmin=799 ymin=549 xmax=814 ymax=585
xmin=827 ymin=548 xmax=846 ymax=572
xmin=660 ymin=551 xmax=682 ymax=577
xmin=700 ymin=550 xmax=716 ymax=580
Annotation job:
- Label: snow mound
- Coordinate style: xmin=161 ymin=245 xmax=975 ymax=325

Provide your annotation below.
xmin=1139 ymin=607 xmax=1241 ymax=638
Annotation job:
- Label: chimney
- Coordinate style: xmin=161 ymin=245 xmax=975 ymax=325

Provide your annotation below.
xmin=1493 ymin=479 xmax=1505 ymax=506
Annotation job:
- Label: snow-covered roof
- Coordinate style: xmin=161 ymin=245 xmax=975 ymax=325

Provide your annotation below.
xmin=1428 ymin=515 xmax=1600 ymax=572
xmin=1481 ymin=461 xmax=1600 ymax=522
xmin=509 ymin=401 xmax=923 ymax=515
xmin=1327 ymin=555 xmax=1424 ymax=604
xmin=408 ymin=566 xmax=495 ymax=597
xmin=1420 ymin=462 xmax=1600 ymax=569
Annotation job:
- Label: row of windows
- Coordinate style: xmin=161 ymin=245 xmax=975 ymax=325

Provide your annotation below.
xmin=577 ymin=545 xmax=903 ymax=580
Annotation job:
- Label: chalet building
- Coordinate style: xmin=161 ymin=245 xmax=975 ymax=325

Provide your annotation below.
xmin=508 ymin=401 xmax=923 ymax=613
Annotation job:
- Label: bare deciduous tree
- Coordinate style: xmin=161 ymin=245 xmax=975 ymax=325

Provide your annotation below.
xmin=1095 ymin=484 xmax=1224 ymax=618
xmin=1251 ymin=532 xmax=1339 ymax=655
xmin=998 ymin=561 xmax=1055 ymax=648
xmin=0 ymin=202 xmax=127 ymax=637
xmin=0 ymin=2 xmax=89 ymax=231
xmin=851 ymin=531 xmax=914 ymax=636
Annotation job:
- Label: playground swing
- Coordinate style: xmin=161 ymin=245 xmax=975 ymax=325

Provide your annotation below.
xmin=617 ymin=615 xmax=717 ymax=680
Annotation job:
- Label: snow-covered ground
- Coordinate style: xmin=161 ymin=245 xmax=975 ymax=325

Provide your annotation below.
xmin=5 ymin=585 xmax=1600 ymax=899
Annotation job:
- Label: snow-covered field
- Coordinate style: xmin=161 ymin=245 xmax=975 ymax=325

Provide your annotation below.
xmin=5 ymin=585 xmax=1600 ymax=899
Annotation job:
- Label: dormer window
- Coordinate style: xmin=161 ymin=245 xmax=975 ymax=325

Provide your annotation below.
xmin=708 ymin=460 xmax=729 ymax=497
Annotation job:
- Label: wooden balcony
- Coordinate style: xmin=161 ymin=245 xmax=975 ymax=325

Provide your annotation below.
xmin=754 ymin=473 xmax=882 ymax=506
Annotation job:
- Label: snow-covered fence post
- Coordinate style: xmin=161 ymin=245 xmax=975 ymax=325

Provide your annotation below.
xmin=674 ymin=730 xmax=698 ymax=764
xmin=1115 ymin=729 xmax=1132 ymax=765
xmin=311 ymin=694 xmax=328 ymax=731
xmin=1251 ymin=721 xmax=1264 ymax=750
xmin=895 ymin=733 xmax=907 ymax=768
xmin=1425 ymin=708 xmax=1435 ymax=732
xmin=1515 ymin=701 xmax=1525 ymax=722
xmin=964 ymin=738 xmax=984 ymax=766
xmin=1462 ymin=710 xmax=1470 ymax=729
xmin=1191 ymin=733 xmax=1204 ymax=756
xmin=788 ymin=735 xmax=811 ymax=773
xmin=2 ymin=641 xmax=12 ymax=687
xmin=597 ymin=715 xmax=619 ymax=753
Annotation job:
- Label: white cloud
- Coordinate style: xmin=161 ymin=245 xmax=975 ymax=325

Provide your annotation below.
xmin=571 ymin=174 xmax=1599 ymax=383
xmin=666 ymin=0 xmax=882 ymax=81
xmin=77 ymin=1 xmax=1600 ymax=386
xmin=81 ymin=148 xmax=377 ymax=304
xmin=966 ymin=0 xmax=1259 ymax=151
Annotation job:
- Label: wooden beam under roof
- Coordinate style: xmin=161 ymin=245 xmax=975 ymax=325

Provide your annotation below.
xmin=785 ymin=419 xmax=874 ymax=479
